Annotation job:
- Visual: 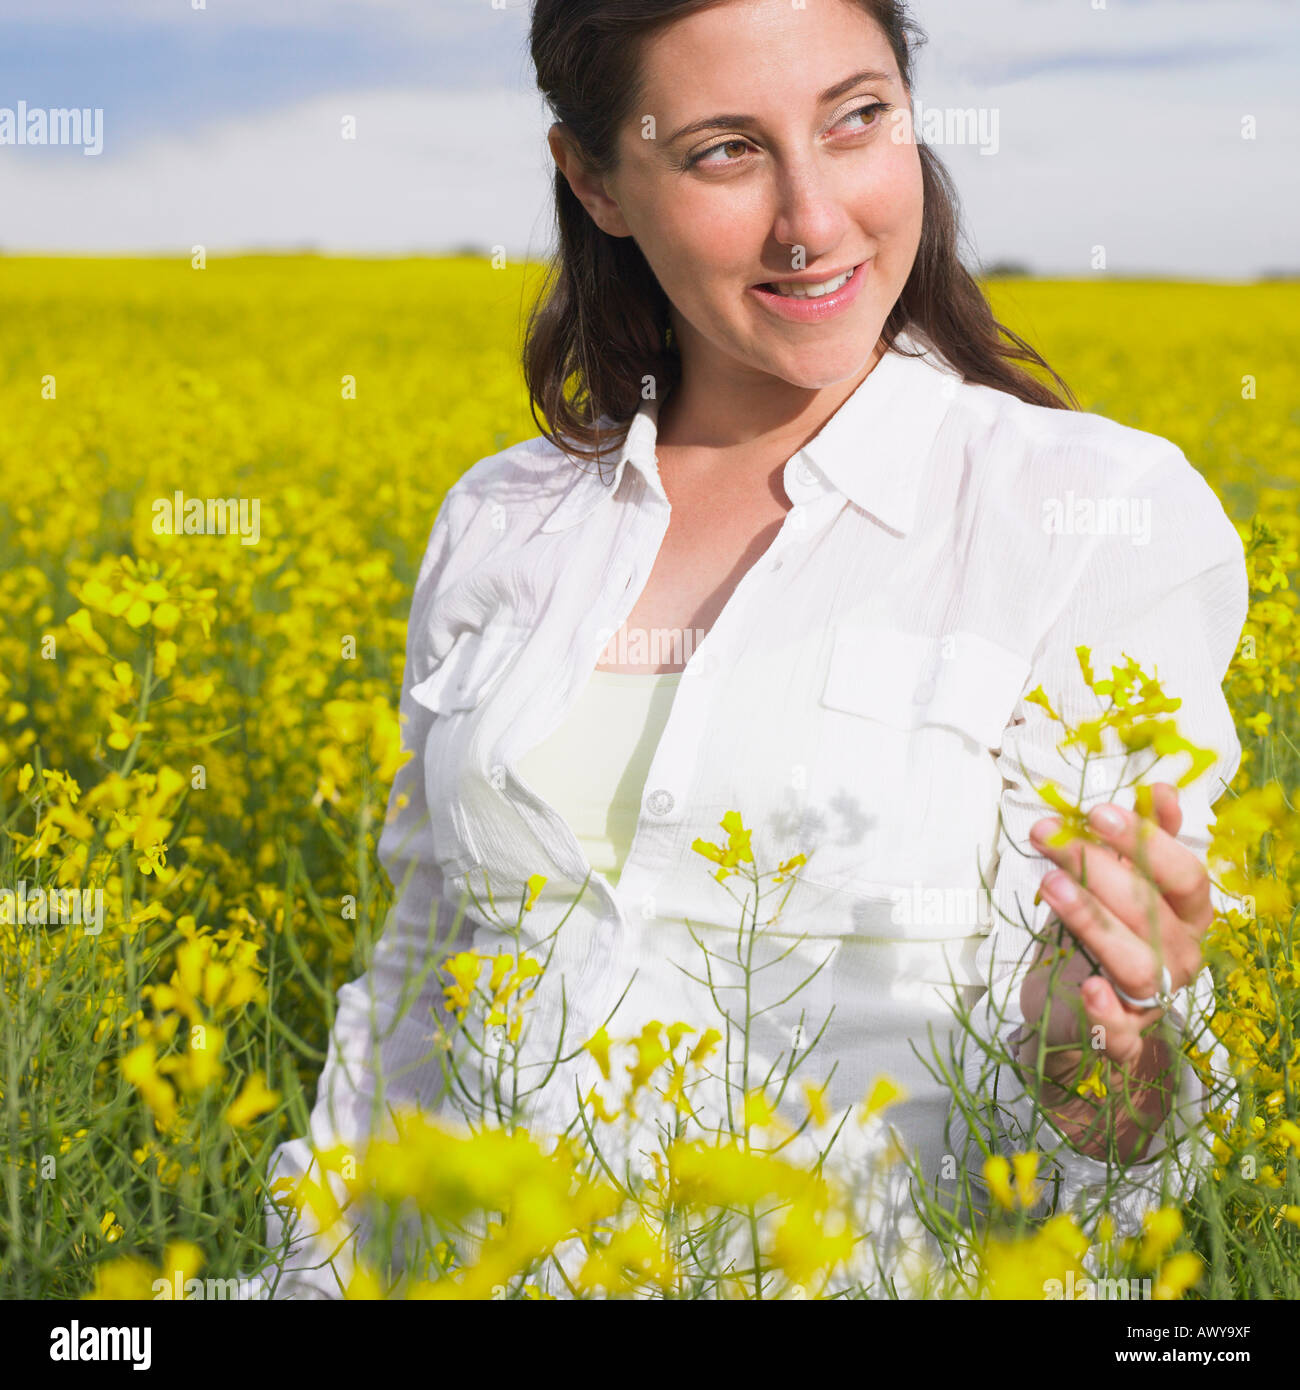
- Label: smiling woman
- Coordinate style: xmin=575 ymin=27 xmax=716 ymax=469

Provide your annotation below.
xmin=526 ymin=0 xmax=1078 ymax=466
xmin=249 ymin=0 xmax=1248 ymax=1301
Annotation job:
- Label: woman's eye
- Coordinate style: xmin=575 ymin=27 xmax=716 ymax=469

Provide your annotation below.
xmin=838 ymin=101 xmax=891 ymax=131
xmin=689 ymin=138 xmax=751 ymax=169
xmin=686 ymin=101 xmax=892 ymax=169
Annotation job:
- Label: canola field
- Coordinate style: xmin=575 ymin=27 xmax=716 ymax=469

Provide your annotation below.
xmin=1 ymin=258 xmax=1297 ymax=1300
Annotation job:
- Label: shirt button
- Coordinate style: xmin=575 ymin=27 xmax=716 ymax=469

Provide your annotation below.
xmin=796 ymin=461 xmax=817 ymax=486
xmin=771 ymin=556 xmax=784 ymax=571
xmin=646 ymin=788 xmax=675 ymax=816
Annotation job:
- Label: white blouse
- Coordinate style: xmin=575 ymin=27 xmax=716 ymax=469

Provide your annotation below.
xmin=247 ymin=326 xmax=1247 ymax=1299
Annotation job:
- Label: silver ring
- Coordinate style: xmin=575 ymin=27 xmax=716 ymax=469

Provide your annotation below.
xmin=1108 ymin=964 xmax=1174 ymax=1011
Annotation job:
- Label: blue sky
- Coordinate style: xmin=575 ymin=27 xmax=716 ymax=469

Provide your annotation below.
xmin=0 ymin=0 xmax=1295 ymax=276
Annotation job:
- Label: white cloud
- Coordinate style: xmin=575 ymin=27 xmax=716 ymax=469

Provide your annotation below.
xmin=1 ymin=0 xmax=1295 ymax=273
xmin=902 ymin=0 xmax=1299 ymax=275
xmin=0 ymin=0 xmax=531 ymax=38
xmin=0 ymin=87 xmax=557 ymax=257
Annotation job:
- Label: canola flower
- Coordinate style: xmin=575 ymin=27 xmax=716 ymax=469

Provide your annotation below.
xmin=0 ymin=262 xmax=1295 ymax=1299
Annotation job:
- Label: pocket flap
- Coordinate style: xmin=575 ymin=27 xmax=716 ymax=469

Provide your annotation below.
xmin=821 ymin=624 xmax=1031 ymax=750
xmin=411 ymin=624 xmax=526 ymax=714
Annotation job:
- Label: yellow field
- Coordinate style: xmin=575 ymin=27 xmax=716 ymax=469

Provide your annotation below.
xmin=1 ymin=259 xmax=1297 ymax=1299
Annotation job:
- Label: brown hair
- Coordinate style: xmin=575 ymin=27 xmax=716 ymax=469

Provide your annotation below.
xmin=525 ymin=0 xmax=1078 ymax=467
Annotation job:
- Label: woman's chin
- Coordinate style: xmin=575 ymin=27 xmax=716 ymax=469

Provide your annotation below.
xmin=753 ymin=341 xmax=883 ymax=391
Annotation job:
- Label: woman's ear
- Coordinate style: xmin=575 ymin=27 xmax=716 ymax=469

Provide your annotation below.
xmin=547 ymin=122 xmax=634 ymax=239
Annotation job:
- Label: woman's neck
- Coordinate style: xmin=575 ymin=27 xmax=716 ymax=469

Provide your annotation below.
xmin=657 ymin=338 xmax=886 ymax=455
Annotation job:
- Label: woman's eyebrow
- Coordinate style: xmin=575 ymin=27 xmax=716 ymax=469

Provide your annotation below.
xmin=662 ymin=67 xmax=895 ymax=145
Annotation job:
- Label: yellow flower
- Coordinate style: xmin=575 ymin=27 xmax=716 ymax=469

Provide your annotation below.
xmin=859 ymin=1073 xmax=906 ymax=1122
xmin=691 ymin=809 xmax=754 ymax=882
xmin=67 ymin=607 xmax=108 ymax=654
xmin=688 ymin=1028 xmax=722 ymax=1067
xmin=1077 ymin=1058 xmax=1109 ymax=1100
xmin=225 ymin=1070 xmax=280 ymax=1128
xmin=150 ymin=601 xmax=181 ymax=631
xmin=577 ymin=1220 xmax=676 ymax=1294
xmin=154 ymin=639 xmax=178 ymax=679
xmin=626 ymin=1022 xmax=669 ymax=1094
xmin=273 ymin=1175 xmax=342 ymax=1233
xmin=584 ymin=1026 xmax=612 ymax=1081
xmin=1136 ymin=1206 xmax=1183 ymax=1272
xmin=803 ymin=1080 xmax=831 ymax=1127
xmin=1031 ymin=782 xmax=1096 ymax=851
xmin=773 ymin=853 xmax=806 ymax=883
xmin=441 ymin=950 xmax=483 ymax=1014
xmin=523 ymin=873 xmax=546 ymax=910
xmin=137 ymin=841 xmax=168 ymax=876
xmin=345 ymin=1264 xmax=386 ymax=1300
xmin=99 ymin=1210 xmax=124 ymax=1243
xmin=1024 ymin=684 xmax=1061 ymax=723
xmin=983 ymin=1155 xmax=1016 ymax=1211
xmin=83 ymin=1255 xmax=155 ymax=1300
xmin=583 ymin=1084 xmax=621 ymax=1125
xmin=980 ymin=1213 xmax=1090 ymax=1299
xmin=1153 ymin=1251 xmax=1204 ymax=1300
xmin=770 ymin=1191 xmax=855 ymax=1288
xmin=162 ymin=1240 xmax=205 ymax=1290
xmin=1011 ymin=1151 xmax=1042 ymax=1209
xmin=121 ymin=1042 xmax=178 ymax=1131
xmin=743 ymin=1088 xmax=774 ymax=1128
xmin=1118 ymin=718 xmax=1217 ymax=788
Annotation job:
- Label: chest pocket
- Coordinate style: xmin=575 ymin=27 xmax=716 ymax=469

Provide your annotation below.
xmin=410 ymin=621 xmax=529 ymax=715
xmin=404 ymin=619 xmax=531 ymax=884
xmin=820 ymin=624 xmax=1031 ymax=750
xmin=805 ymin=623 xmax=1032 ymax=902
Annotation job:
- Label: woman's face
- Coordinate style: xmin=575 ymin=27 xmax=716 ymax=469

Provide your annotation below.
xmin=559 ymin=0 xmax=924 ymax=393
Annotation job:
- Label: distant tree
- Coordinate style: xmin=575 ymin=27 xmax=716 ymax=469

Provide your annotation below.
xmin=979 ymin=260 xmax=1034 ymax=279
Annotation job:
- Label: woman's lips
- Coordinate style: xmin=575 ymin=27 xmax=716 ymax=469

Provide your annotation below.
xmin=747 ymin=260 xmax=871 ymax=322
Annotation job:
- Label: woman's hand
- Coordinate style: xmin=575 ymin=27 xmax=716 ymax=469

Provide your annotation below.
xmin=1020 ymin=782 xmax=1213 ymax=1072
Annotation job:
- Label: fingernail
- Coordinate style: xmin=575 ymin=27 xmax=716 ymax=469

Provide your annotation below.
xmin=1089 ymin=805 xmax=1124 ymax=833
xmin=1042 ymin=870 xmax=1076 ymax=903
xmin=1031 ymin=818 xmax=1061 ymax=843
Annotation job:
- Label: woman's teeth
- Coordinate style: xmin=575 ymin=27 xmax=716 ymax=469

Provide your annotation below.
xmin=767 ymin=266 xmax=856 ymax=299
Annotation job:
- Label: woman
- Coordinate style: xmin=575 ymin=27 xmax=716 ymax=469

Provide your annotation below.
xmin=250 ymin=0 xmax=1246 ymax=1298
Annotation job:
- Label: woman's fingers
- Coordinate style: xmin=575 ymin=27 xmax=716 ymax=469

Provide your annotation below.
xmin=1031 ymin=797 xmax=1214 ymax=947
xmin=1031 ymin=817 xmax=1176 ymax=950
xmin=1036 ymin=864 xmax=1175 ymax=1003
xmin=1151 ymin=781 xmax=1183 ymax=838
xmin=1038 ymin=829 xmax=1169 ymax=942
xmin=1079 ymin=974 xmax=1149 ymax=1068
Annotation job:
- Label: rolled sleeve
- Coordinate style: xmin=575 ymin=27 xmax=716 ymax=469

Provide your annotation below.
xmin=959 ymin=441 xmax=1247 ymax=1234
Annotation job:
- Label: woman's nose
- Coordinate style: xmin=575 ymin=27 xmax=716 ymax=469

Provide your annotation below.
xmin=769 ymin=162 xmax=852 ymax=266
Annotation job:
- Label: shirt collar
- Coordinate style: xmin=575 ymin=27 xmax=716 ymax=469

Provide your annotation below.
xmin=540 ymin=396 xmax=667 ymax=534
xmin=540 ymin=326 xmax=960 ymax=536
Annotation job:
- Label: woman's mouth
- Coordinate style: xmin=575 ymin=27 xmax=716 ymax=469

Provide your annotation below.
xmin=748 ymin=260 xmax=871 ymax=321
xmin=762 ymin=266 xmax=857 ymax=299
